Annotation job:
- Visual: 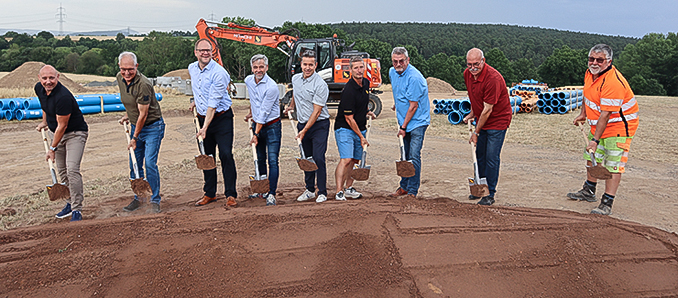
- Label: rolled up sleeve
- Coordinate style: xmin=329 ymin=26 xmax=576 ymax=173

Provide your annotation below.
xmin=207 ymin=72 xmax=227 ymax=109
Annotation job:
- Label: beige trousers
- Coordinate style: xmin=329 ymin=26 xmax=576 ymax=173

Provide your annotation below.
xmin=51 ymin=130 xmax=88 ymax=211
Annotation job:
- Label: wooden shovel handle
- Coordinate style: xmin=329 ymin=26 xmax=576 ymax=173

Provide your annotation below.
xmin=123 ymin=122 xmax=142 ymax=179
xmin=363 ymin=115 xmax=372 ymax=151
xmin=192 ymin=108 xmax=205 ymax=142
xmin=248 ymin=118 xmax=258 ymax=161
xmin=287 ymin=110 xmax=302 ymax=145
xmin=577 ymin=121 xmax=595 ymax=153
xmin=40 ymin=128 xmax=59 ymax=181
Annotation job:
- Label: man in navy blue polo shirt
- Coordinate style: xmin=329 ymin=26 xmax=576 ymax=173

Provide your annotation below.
xmin=334 ymin=56 xmax=377 ymax=201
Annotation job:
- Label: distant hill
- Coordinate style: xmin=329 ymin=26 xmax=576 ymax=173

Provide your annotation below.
xmin=0 ymin=28 xmax=139 ymax=36
xmin=332 ymin=22 xmax=639 ymax=64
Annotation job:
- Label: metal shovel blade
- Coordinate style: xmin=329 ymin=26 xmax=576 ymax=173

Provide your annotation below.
xmin=47 ymin=183 xmax=70 ymax=201
xmin=468 ymin=177 xmax=489 ymax=197
xmin=396 ymin=160 xmax=415 ymax=177
xmin=587 ymin=152 xmax=612 ymax=180
xmin=296 ymin=157 xmax=318 ymax=172
xmin=195 ymin=154 xmax=217 ymax=170
xmin=351 ymin=164 xmax=371 ymax=181
xmin=130 ymin=178 xmax=152 ymax=199
xmin=249 ymin=175 xmax=270 ymax=194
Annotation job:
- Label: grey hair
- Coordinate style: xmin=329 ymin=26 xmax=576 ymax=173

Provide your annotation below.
xmin=391 ymin=47 xmax=408 ymax=58
xmin=589 ymin=44 xmax=613 ymax=60
xmin=250 ymin=54 xmax=268 ymax=66
xmin=118 ymin=51 xmax=137 ymax=64
xmin=467 ymin=48 xmax=484 ymax=59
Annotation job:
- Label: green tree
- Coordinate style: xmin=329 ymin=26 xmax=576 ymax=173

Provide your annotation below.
xmin=77 ymin=48 xmax=105 ymax=74
xmin=485 ymin=48 xmax=513 ymax=84
xmin=627 ymin=74 xmax=666 ymax=95
xmin=136 ymin=31 xmax=194 ymax=77
xmin=616 ymin=33 xmax=677 ymax=95
xmin=37 ymin=31 xmax=54 ymax=40
xmin=511 ymin=58 xmax=539 ymax=82
xmin=537 ymin=45 xmax=587 ymax=87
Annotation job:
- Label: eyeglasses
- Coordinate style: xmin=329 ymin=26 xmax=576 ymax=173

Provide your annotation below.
xmin=119 ymin=68 xmax=136 ymax=73
xmin=196 ymin=49 xmax=212 ymax=53
xmin=392 ymin=59 xmax=407 ymax=65
xmin=588 ymin=57 xmax=609 ymax=64
xmin=466 ymin=61 xmax=483 ymax=68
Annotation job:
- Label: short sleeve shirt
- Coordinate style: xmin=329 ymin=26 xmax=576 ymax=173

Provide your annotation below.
xmin=335 ymin=77 xmax=369 ymax=131
xmin=117 ymin=72 xmax=162 ymax=125
xmin=188 ymin=59 xmax=232 ymax=116
xmin=292 ymin=72 xmax=330 ymax=123
xmin=35 ymin=82 xmax=88 ymax=133
xmin=389 ymin=64 xmax=431 ymax=131
xmin=463 ymin=64 xmax=512 ymax=130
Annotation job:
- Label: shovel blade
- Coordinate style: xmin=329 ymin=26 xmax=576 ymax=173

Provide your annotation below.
xmin=587 ymin=165 xmax=613 ymax=180
xmin=351 ymin=165 xmax=371 ymax=181
xmin=396 ymin=160 xmax=415 ymax=177
xmin=130 ymin=178 xmax=152 ymax=199
xmin=296 ymin=157 xmax=318 ymax=172
xmin=47 ymin=183 xmax=70 ymax=201
xmin=249 ymin=175 xmax=270 ymax=194
xmin=467 ymin=177 xmax=490 ymax=197
xmin=195 ymin=154 xmax=217 ymax=170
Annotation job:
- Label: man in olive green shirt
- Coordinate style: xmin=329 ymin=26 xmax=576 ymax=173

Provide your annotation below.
xmin=116 ymin=51 xmax=165 ymax=213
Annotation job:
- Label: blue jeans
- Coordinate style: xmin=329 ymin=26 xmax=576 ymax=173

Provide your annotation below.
xmin=130 ymin=118 xmax=165 ymax=203
xmin=400 ymin=125 xmax=428 ymax=196
xmin=475 ymin=129 xmax=507 ymax=198
xmin=298 ymin=119 xmax=329 ymax=196
xmin=254 ymin=121 xmax=282 ymax=195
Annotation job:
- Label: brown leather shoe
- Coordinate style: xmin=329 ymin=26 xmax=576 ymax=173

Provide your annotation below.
xmin=407 ymin=194 xmax=416 ymax=199
xmin=389 ymin=187 xmax=408 ymax=197
xmin=226 ymin=196 xmax=237 ymax=207
xmin=195 ymin=195 xmax=217 ymax=206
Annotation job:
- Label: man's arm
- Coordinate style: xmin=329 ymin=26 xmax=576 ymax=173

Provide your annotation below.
xmin=469 ymin=102 xmax=494 ymax=144
xmin=587 ymin=111 xmax=611 ymax=152
xmin=129 ymin=103 xmax=149 ymax=150
xmin=47 ymin=114 xmax=70 ymax=161
xmin=198 ymin=71 xmax=227 ymax=138
xmin=35 ymin=113 xmax=48 ymax=131
xmin=345 ymin=114 xmax=368 ymax=147
xmin=297 ymin=104 xmax=322 ymax=140
xmin=398 ymin=101 xmax=419 ymax=137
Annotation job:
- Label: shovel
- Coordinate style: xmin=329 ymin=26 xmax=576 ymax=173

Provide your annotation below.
xmin=395 ymin=134 xmax=416 ymax=177
xmin=192 ymin=108 xmax=217 ymax=170
xmin=578 ymin=122 xmax=612 ymax=180
xmin=351 ymin=115 xmax=372 ymax=181
xmin=123 ymin=122 xmax=152 ymax=199
xmin=287 ymin=110 xmax=318 ymax=171
xmin=467 ymin=122 xmax=489 ymax=197
xmin=40 ymin=129 xmax=70 ymax=201
xmin=248 ymin=118 xmax=270 ymax=194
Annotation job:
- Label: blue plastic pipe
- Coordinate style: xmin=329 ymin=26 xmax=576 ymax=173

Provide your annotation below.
xmin=448 ymin=110 xmax=463 ymax=125
xmin=460 ymin=100 xmax=471 ymax=114
xmin=451 ymin=100 xmax=461 ymax=111
xmin=22 ymin=98 xmax=41 ymax=110
xmin=4 ymin=110 xmax=13 ymax=120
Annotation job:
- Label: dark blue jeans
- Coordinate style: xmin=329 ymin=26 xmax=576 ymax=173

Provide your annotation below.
xmin=400 ymin=125 xmax=428 ymax=196
xmin=130 ymin=118 xmax=165 ymax=203
xmin=254 ymin=121 xmax=282 ymax=195
xmin=198 ymin=111 xmax=237 ymax=198
xmin=298 ymin=119 xmax=329 ymax=196
xmin=476 ymin=129 xmax=507 ymax=198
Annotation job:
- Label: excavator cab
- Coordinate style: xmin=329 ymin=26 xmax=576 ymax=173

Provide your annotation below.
xmin=288 ymin=38 xmax=338 ymax=82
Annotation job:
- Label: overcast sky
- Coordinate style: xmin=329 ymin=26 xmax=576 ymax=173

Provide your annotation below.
xmin=0 ymin=0 xmax=676 ymax=38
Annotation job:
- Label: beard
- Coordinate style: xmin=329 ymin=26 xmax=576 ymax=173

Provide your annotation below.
xmin=255 ymin=73 xmax=264 ymax=80
xmin=589 ymin=65 xmax=601 ymax=75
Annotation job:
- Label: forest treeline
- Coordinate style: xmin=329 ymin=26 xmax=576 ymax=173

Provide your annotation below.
xmin=1 ymin=19 xmax=676 ymax=96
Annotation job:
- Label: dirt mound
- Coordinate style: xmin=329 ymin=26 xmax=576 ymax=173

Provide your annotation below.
xmin=0 ymin=61 xmax=88 ymax=93
xmin=426 ymin=77 xmax=456 ymax=94
xmin=162 ymin=69 xmax=190 ymax=80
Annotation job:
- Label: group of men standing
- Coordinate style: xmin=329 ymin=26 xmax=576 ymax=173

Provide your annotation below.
xmin=35 ymin=40 xmax=636 ymax=222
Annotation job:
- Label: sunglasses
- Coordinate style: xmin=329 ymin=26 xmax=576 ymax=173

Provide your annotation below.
xmin=588 ymin=57 xmax=609 ymax=64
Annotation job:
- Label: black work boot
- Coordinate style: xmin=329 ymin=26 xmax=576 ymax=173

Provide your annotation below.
xmin=123 ymin=199 xmax=141 ymax=212
xmin=591 ymin=195 xmax=613 ymax=215
xmin=567 ymin=182 xmax=596 ymax=202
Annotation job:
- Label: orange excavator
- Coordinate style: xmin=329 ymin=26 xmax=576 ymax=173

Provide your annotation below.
xmin=196 ymin=18 xmax=383 ymax=117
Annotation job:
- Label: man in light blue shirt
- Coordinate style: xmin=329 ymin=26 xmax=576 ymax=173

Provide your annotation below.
xmin=389 ymin=46 xmax=431 ymax=198
xmin=189 ymin=38 xmax=238 ymax=208
xmin=244 ymin=54 xmax=281 ymax=206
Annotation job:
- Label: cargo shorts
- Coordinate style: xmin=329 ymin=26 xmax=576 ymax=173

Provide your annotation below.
xmin=584 ymin=132 xmax=633 ymax=174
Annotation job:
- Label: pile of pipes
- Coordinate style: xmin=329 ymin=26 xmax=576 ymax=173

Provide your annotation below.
xmin=0 ymin=93 xmax=163 ymax=121
xmin=513 ymin=91 xmax=539 ymax=113
xmin=536 ymin=89 xmax=583 ymax=114
xmin=510 ymin=79 xmax=549 ymax=94
xmin=433 ymin=98 xmax=471 ymax=125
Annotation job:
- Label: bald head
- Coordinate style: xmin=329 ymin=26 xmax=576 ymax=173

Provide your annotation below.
xmin=466 ymin=48 xmax=485 ymax=78
xmin=38 ymin=65 xmax=60 ymax=94
xmin=466 ymin=48 xmax=484 ymax=60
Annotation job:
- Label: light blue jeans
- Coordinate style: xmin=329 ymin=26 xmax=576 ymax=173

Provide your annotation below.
xmin=400 ymin=125 xmax=428 ymax=196
xmin=130 ymin=118 xmax=165 ymax=203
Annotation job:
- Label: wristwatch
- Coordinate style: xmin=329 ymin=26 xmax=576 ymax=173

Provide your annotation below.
xmin=591 ymin=137 xmax=599 ymax=144
xmin=253 ymin=132 xmax=260 ymax=138
xmin=132 ymin=136 xmax=139 ymax=141
xmin=399 ymin=126 xmax=406 ymax=131
xmin=49 ymin=146 xmax=58 ymax=152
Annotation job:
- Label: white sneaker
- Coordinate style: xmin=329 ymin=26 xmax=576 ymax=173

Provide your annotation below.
xmin=335 ymin=191 xmax=347 ymax=201
xmin=315 ymin=194 xmax=327 ymax=203
xmin=265 ymin=193 xmax=276 ymax=206
xmin=296 ymin=189 xmax=316 ymax=202
xmin=344 ymin=187 xmax=363 ymax=199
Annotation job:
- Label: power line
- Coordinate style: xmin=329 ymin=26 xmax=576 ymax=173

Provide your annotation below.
xmin=208 ymin=12 xmax=217 ymax=22
xmin=55 ymin=3 xmax=66 ymax=36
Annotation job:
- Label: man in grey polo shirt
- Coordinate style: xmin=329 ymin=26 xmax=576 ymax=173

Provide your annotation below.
xmin=283 ymin=50 xmax=331 ymax=203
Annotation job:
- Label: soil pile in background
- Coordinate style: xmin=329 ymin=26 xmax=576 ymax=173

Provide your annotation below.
xmin=426 ymin=77 xmax=456 ymax=94
xmin=0 ymin=62 xmax=88 ymax=93
xmin=162 ymin=69 xmax=190 ymax=80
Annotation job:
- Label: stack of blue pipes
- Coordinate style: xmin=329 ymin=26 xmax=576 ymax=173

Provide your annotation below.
xmin=433 ymin=98 xmax=472 ymax=125
xmin=536 ymin=90 xmax=583 ymax=115
xmin=0 ymin=93 xmax=163 ymax=121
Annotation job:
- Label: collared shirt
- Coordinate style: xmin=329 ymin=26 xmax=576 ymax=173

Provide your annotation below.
xmin=35 ymin=81 xmax=88 ymax=133
xmin=583 ymin=65 xmax=638 ymax=138
xmin=116 ymin=71 xmax=162 ymax=126
xmin=389 ymin=64 xmax=431 ymax=131
xmin=188 ymin=59 xmax=232 ymax=115
xmin=291 ymin=72 xmax=329 ymax=123
xmin=245 ymin=73 xmax=280 ymax=124
xmin=335 ymin=77 xmax=370 ymax=131
xmin=463 ymin=63 xmax=512 ymax=130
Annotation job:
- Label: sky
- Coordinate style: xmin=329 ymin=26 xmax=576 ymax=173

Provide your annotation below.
xmin=0 ymin=0 xmax=676 ymax=38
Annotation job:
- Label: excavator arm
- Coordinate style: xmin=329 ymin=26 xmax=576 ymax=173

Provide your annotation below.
xmin=196 ymin=18 xmax=299 ymax=66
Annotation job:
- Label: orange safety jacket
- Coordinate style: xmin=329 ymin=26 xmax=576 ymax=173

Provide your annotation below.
xmin=583 ymin=66 xmax=638 ymax=139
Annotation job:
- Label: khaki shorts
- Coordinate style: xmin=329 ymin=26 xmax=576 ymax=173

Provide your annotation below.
xmin=584 ymin=132 xmax=633 ymax=174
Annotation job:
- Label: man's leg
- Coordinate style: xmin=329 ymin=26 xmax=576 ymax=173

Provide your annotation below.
xmin=53 ymin=132 xmax=71 ymax=206
xmin=255 ymin=122 xmax=268 ymax=178
xmin=484 ymin=129 xmax=507 ymax=198
xmin=264 ymin=122 xmax=282 ymax=196
xmin=199 ymin=116 xmax=218 ymax=198
xmin=310 ymin=120 xmax=329 ymax=196
xmin=405 ymin=125 xmax=427 ymax=196
xmin=475 ymin=130 xmax=488 ymax=184
xmin=62 ymin=131 xmax=88 ymax=212
xmin=299 ymin=122 xmax=316 ymax=193
xmin=344 ymin=130 xmax=365 ymax=191
xmin=138 ymin=119 xmax=165 ymax=203
xmin=399 ymin=132 xmax=412 ymax=193
xmin=213 ymin=115 xmax=237 ymax=198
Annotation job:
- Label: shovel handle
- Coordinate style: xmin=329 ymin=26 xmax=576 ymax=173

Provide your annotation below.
xmin=287 ymin=110 xmax=303 ymax=146
xmin=40 ymin=128 xmax=60 ymax=184
xmin=123 ymin=122 xmax=142 ymax=179
xmin=398 ymin=135 xmax=407 ymax=161
xmin=467 ymin=122 xmax=481 ymax=181
xmin=192 ymin=108 xmax=205 ymax=143
xmin=248 ymin=118 xmax=259 ymax=160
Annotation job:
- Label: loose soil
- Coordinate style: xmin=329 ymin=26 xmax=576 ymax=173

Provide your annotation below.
xmin=426 ymin=77 xmax=456 ymax=94
xmin=130 ymin=179 xmax=152 ymax=199
xmin=47 ymin=184 xmax=70 ymax=202
xmin=1 ymin=90 xmax=677 ymax=297
xmin=194 ymin=154 xmax=217 ymax=170
xmin=162 ymin=69 xmax=191 ymax=80
xmin=0 ymin=61 xmax=88 ymax=93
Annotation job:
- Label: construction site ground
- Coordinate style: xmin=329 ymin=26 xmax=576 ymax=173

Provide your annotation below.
xmin=1 ymin=85 xmax=677 ymax=297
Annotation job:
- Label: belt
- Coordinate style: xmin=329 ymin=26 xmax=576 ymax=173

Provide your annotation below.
xmin=263 ymin=118 xmax=280 ymax=127
xmin=197 ymin=110 xmax=226 ymax=118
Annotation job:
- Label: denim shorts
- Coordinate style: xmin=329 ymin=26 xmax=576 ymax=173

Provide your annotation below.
xmin=334 ymin=127 xmax=365 ymax=160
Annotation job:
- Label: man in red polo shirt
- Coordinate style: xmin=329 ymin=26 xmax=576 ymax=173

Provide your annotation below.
xmin=462 ymin=48 xmax=512 ymax=206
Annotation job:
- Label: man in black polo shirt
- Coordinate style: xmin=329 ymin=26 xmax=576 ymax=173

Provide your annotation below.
xmin=34 ymin=65 xmax=89 ymax=222
xmin=333 ymin=56 xmax=376 ymax=201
